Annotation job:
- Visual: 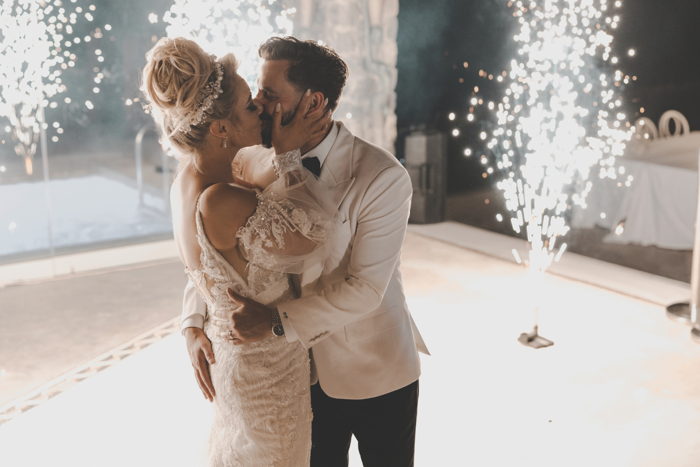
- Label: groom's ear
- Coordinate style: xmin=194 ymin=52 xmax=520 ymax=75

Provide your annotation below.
xmin=305 ymin=91 xmax=326 ymax=117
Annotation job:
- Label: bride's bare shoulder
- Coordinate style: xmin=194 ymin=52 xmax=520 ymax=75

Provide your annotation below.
xmin=199 ymin=183 xmax=257 ymax=250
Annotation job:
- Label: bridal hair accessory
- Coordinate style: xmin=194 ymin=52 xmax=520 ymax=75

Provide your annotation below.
xmin=180 ymin=55 xmax=224 ymax=134
xmin=227 ymin=330 xmax=235 ymax=340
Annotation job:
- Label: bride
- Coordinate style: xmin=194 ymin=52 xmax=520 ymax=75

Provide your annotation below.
xmin=141 ymin=37 xmax=335 ymax=466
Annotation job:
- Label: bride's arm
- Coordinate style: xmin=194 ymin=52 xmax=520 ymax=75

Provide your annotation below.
xmin=199 ymin=175 xmax=329 ymax=262
xmin=235 ymin=162 xmax=336 ymax=272
xmin=231 ymin=146 xmax=278 ymax=190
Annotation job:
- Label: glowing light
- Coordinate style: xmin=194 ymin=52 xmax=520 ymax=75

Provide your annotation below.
xmin=512 ymin=249 xmax=522 ymax=264
xmin=615 ymin=222 xmax=625 ymax=235
xmin=554 ymin=243 xmax=568 ymax=262
xmin=162 ymin=0 xmax=294 ymax=88
xmin=496 ymin=214 xmax=503 ymax=222
xmin=476 ymin=0 xmax=632 ymax=274
xmin=467 ymin=114 xmax=474 ymax=122
xmin=0 ymin=1 xmax=109 ymax=173
xmin=452 ymin=129 xmax=460 ymax=136
xmin=464 ymin=148 xmax=472 ymax=156
xmin=149 ymin=13 xmax=159 ymax=23
xmin=85 ymin=101 xmax=94 ymax=110
xmin=449 ymin=113 xmax=455 ymax=121
xmin=628 ymin=49 xmax=635 ymax=56
xmin=346 ymin=113 xmax=352 ymax=119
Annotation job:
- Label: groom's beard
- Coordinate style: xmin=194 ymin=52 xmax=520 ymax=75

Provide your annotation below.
xmin=259 ymin=108 xmax=296 ymax=148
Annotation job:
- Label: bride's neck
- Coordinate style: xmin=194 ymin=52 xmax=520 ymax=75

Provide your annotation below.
xmin=193 ymin=144 xmax=241 ymax=184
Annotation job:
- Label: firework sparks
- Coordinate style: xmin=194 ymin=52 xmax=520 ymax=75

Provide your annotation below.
xmin=473 ymin=0 xmax=632 ymax=274
xmin=0 ymin=0 xmax=108 ymax=174
xmin=162 ymin=0 xmax=295 ymax=88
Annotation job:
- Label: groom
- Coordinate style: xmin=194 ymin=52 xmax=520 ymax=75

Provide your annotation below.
xmin=182 ymin=36 xmax=429 ymax=466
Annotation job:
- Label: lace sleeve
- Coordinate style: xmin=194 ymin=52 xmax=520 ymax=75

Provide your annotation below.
xmin=231 ymin=146 xmax=279 ymax=190
xmin=236 ymin=149 xmax=338 ymax=274
xmin=272 ymin=148 xmax=303 ymax=176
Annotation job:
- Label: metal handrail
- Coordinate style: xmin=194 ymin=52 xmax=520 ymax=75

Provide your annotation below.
xmin=134 ymin=123 xmax=171 ymax=213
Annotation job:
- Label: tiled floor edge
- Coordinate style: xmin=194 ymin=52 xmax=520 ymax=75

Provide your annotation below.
xmin=0 ymin=239 xmax=179 ymax=288
xmin=408 ymin=221 xmax=690 ymax=307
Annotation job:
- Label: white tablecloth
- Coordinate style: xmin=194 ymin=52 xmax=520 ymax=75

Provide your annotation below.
xmin=571 ymin=138 xmax=700 ymax=250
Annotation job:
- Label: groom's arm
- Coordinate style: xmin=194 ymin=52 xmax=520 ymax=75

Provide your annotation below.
xmin=181 ymin=278 xmax=206 ymax=332
xmin=277 ymin=165 xmax=412 ymax=349
xmin=182 ymin=279 xmax=217 ymax=402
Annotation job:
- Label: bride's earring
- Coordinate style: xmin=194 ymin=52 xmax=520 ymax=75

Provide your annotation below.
xmin=222 ymin=137 xmax=228 ymax=148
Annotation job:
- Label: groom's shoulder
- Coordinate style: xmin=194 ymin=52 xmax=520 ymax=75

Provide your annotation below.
xmin=343 ymin=128 xmax=406 ymax=180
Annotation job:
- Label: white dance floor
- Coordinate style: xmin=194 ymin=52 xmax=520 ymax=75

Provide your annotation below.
xmin=2 ymin=232 xmax=700 ymax=466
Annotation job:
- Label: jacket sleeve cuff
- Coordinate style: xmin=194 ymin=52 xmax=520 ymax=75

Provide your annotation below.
xmin=180 ymin=314 xmax=205 ymax=335
xmin=278 ymin=304 xmax=300 ymax=343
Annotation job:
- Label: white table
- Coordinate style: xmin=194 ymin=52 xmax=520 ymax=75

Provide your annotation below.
xmin=571 ymin=133 xmax=700 ymax=250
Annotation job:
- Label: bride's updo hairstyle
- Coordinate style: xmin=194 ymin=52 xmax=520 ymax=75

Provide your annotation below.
xmin=141 ymin=37 xmax=240 ymax=158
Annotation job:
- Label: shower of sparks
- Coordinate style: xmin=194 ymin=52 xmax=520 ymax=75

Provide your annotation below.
xmin=0 ymin=0 xmax=108 ymax=174
xmin=161 ymin=0 xmax=295 ymax=89
xmin=471 ymin=0 xmax=632 ymax=274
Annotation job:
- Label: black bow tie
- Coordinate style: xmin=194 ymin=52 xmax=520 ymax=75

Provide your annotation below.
xmin=302 ymin=156 xmax=322 ymax=177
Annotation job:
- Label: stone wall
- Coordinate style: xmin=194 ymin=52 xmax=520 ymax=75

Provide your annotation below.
xmin=291 ymin=0 xmax=399 ymax=154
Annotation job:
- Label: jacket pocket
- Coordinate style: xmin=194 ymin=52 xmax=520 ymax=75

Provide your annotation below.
xmin=344 ymin=305 xmax=403 ymax=343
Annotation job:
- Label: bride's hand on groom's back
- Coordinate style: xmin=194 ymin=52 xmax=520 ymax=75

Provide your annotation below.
xmin=272 ymin=89 xmax=331 ymax=155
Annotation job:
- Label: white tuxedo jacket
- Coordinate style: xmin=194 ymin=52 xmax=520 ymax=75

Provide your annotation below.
xmin=182 ymin=121 xmax=429 ymax=400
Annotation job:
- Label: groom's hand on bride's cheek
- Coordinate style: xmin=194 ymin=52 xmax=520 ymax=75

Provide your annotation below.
xmin=220 ymin=288 xmax=273 ymax=345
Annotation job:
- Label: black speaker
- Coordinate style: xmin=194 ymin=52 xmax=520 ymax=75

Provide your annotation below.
xmin=404 ymin=130 xmax=447 ymax=224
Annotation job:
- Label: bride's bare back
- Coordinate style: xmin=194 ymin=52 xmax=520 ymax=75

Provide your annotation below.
xmin=171 ymin=164 xmax=257 ymax=286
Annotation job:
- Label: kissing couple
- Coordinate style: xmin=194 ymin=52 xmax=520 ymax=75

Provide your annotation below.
xmin=142 ymin=35 xmax=429 ymax=466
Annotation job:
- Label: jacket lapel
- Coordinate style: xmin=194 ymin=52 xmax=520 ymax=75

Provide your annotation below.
xmin=319 ymin=121 xmax=356 ymax=210
xmin=299 ymin=122 xmax=356 ymax=293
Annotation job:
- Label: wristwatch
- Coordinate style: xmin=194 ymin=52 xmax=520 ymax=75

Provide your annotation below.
xmin=271 ymin=307 xmax=285 ymax=337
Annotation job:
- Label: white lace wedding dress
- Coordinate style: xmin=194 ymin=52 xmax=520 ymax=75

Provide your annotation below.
xmin=186 ymin=148 xmax=337 ymax=467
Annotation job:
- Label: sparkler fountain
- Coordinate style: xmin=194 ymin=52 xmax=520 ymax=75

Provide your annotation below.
xmin=0 ymin=0 xmax=108 ymax=175
xmin=470 ymin=0 xmax=633 ymax=348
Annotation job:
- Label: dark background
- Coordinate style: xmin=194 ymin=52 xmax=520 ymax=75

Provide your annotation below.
xmin=396 ymin=0 xmax=700 ymax=194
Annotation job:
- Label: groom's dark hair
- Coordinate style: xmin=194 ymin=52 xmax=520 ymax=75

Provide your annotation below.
xmin=258 ymin=36 xmax=349 ymax=112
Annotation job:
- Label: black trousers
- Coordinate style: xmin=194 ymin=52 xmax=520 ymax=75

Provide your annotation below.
xmin=310 ymin=380 xmax=419 ymax=467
